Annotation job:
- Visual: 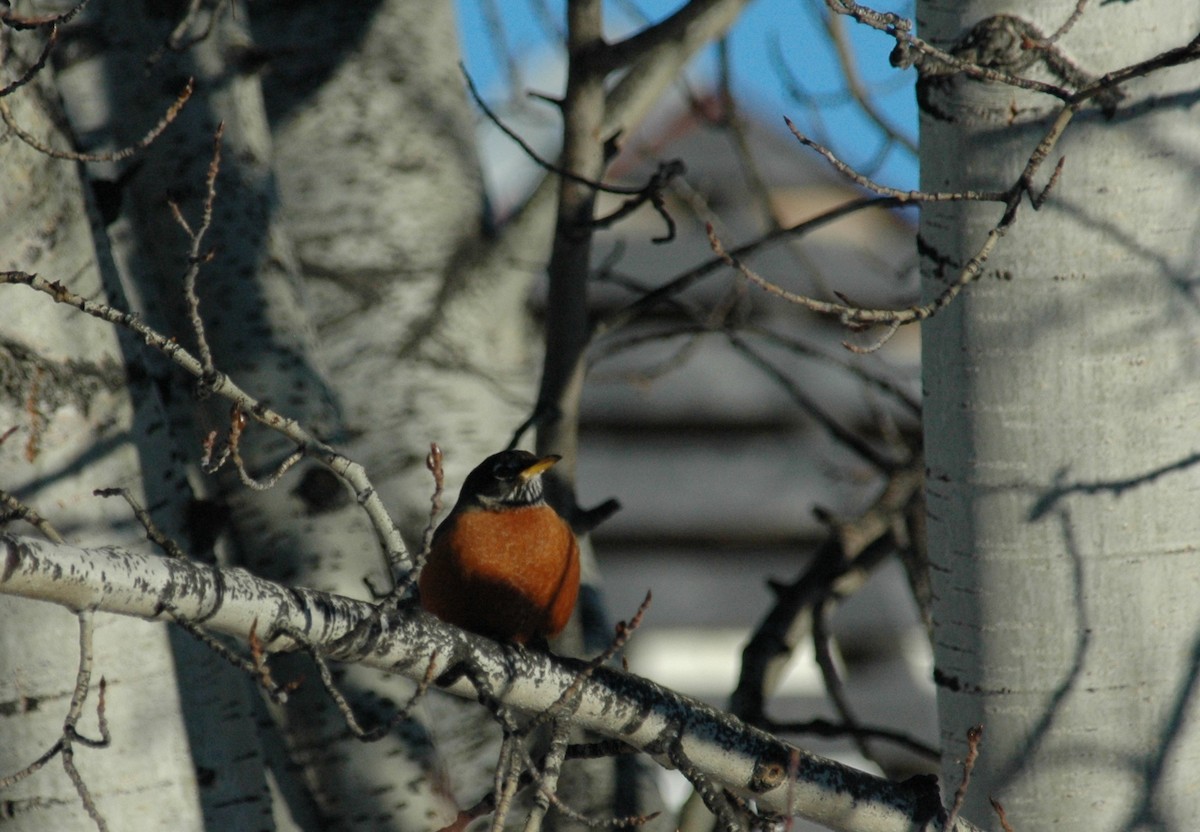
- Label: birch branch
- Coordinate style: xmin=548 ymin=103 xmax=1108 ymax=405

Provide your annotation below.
xmin=0 ymin=532 xmax=980 ymax=832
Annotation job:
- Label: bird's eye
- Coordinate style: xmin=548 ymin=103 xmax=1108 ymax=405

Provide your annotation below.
xmin=492 ymin=460 xmax=518 ymax=479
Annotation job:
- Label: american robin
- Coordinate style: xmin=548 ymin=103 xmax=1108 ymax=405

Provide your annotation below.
xmin=418 ymin=450 xmax=580 ymax=644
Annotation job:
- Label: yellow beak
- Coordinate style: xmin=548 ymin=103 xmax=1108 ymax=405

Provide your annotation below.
xmin=519 ymin=454 xmax=561 ymax=480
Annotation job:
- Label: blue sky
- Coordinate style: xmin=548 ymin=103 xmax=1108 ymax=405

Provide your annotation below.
xmin=453 ymin=0 xmax=919 ymax=191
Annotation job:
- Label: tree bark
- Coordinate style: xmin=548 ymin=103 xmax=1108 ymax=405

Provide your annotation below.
xmin=920 ymin=2 xmax=1200 ymax=828
xmin=1 ymin=533 xmax=979 ymax=832
xmin=0 ymin=63 xmax=273 ymax=830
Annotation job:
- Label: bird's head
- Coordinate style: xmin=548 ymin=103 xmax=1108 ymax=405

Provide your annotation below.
xmin=457 ymin=450 xmax=561 ymax=509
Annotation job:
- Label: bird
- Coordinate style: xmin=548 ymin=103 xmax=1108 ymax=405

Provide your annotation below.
xmin=418 ymin=450 xmax=580 ymax=645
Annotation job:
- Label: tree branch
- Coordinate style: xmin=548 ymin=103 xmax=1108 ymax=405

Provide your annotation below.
xmin=0 ymin=533 xmax=979 ymax=832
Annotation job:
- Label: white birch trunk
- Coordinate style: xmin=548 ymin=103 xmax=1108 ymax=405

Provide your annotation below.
xmin=920 ymin=2 xmax=1200 ymax=828
xmin=49 ymin=3 xmax=463 ymax=826
xmin=0 ymin=69 xmax=272 ymax=830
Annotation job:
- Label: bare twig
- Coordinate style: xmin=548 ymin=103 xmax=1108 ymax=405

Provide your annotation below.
xmin=0 ymin=612 xmax=110 ymax=824
xmin=670 ymin=734 xmax=745 ymax=831
xmin=61 ymin=612 xmax=111 ymax=832
xmin=0 ymin=488 xmax=64 ymax=543
xmin=247 ymin=619 xmax=290 ymax=697
xmin=0 ymin=22 xmax=60 ymax=98
xmin=455 ymin=592 xmax=655 ymax=830
xmin=726 ymin=333 xmax=901 ymax=471
xmin=538 ymin=787 xmax=659 ymax=828
xmin=171 ymin=122 xmax=225 ymax=377
xmin=767 ymin=717 xmax=937 ymax=760
xmin=523 ymin=719 xmax=571 ymax=832
xmin=147 ymin=0 xmax=228 ymax=64
xmin=989 ymin=797 xmax=1016 ymax=832
xmin=530 ymin=591 xmax=653 ymax=734
xmin=452 ymin=734 xmax=655 ymax=832
xmin=822 ymin=11 xmax=917 ymax=155
xmin=462 ymin=65 xmax=684 ymax=242
xmin=830 ymin=2 xmax=1075 ymax=101
xmin=708 ymin=212 xmax=1010 ymax=352
xmin=93 ymin=488 xmax=187 ymax=559
xmin=598 ymin=195 xmax=910 ymax=338
xmin=0 ymin=0 xmax=90 ymax=30
xmin=0 ymin=270 xmax=411 ymax=574
xmin=310 ymin=646 xmax=440 ymax=741
xmin=1069 ymin=30 xmax=1200 ymax=103
xmin=0 ymin=79 xmax=194 ymax=161
xmin=362 ymin=442 xmax=444 ymax=614
xmin=417 ymin=443 xmax=446 ymax=565
xmin=1045 ymin=0 xmax=1089 ymax=45
xmin=491 ymin=729 xmax=524 ymax=832
xmin=0 ymin=0 xmax=88 ymax=97
xmin=731 ymin=465 xmax=922 ymax=727
xmin=596 ymin=0 xmax=751 ymax=74
xmin=595 ymin=318 xmax=920 ymax=416
xmin=204 ymin=405 xmax=306 ymax=491
xmin=785 ymin=118 xmax=1001 ymax=203
xmin=168 ymin=613 xmax=292 ymax=703
xmin=945 ymin=724 xmax=984 ymax=832
xmin=811 ymin=600 xmax=880 ymax=767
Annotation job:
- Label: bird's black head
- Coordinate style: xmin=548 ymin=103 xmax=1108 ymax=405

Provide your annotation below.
xmin=457 ymin=450 xmax=561 ymax=509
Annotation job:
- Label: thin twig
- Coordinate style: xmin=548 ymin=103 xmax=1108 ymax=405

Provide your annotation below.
xmin=811 ymin=600 xmax=880 ymax=767
xmin=708 ymin=219 xmax=1008 ymax=352
xmin=0 ymin=270 xmax=411 ymax=574
xmin=750 ymin=326 xmax=918 ymax=414
xmin=490 ymin=730 xmax=523 ymax=832
xmin=0 ymin=0 xmax=90 ymax=29
xmin=538 ymin=786 xmax=659 ymax=828
xmin=0 ymin=22 xmax=60 ymax=98
xmin=785 ymin=118 xmax=1002 ymax=203
xmin=989 ymin=797 xmax=1016 ymax=832
xmin=830 ymin=1 xmax=1074 ymax=101
xmin=93 ymin=488 xmax=187 ymax=559
xmin=527 ymin=591 xmax=653 ymax=733
xmin=522 ymin=719 xmax=571 ymax=832
xmin=0 ymin=610 xmax=109 ymax=810
xmin=169 ymin=613 xmax=289 ymax=702
xmin=598 ymin=195 xmax=912 ymax=338
xmin=462 ymin=64 xmax=684 ymax=241
xmin=0 ymin=488 xmax=64 ymax=543
xmin=309 ymin=646 xmax=440 ymax=741
xmin=670 ymin=734 xmax=744 ymax=831
xmin=203 ymin=404 xmax=306 ymax=491
xmin=359 ymin=443 xmax=444 ymax=628
xmin=147 ymin=0 xmax=228 ymax=64
xmin=767 ymin=716 xmax=938 ymax=760
xmin=172 ymin=121 xmax=225 ymax=377
xmin=1045 ymin=0 xmax=1089 ymax=45
xmin=822 ymin=11 xmax=917 ymax=155
xmin=61 ymin=612 xmax=111 ymax=832
xmin=0 ymin=79 xmax=193 ymax=161
xmin=727 ymin=333 xmax=901 ymax=471
xmin=945 ymin=724 xmax=984 ymax=832
xmin=465 ymin=65 xmax=664 ymax=198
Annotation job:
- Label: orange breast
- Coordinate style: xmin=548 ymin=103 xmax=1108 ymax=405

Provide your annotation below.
xmin=419 ymin=505 xmax=580 ymax=643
